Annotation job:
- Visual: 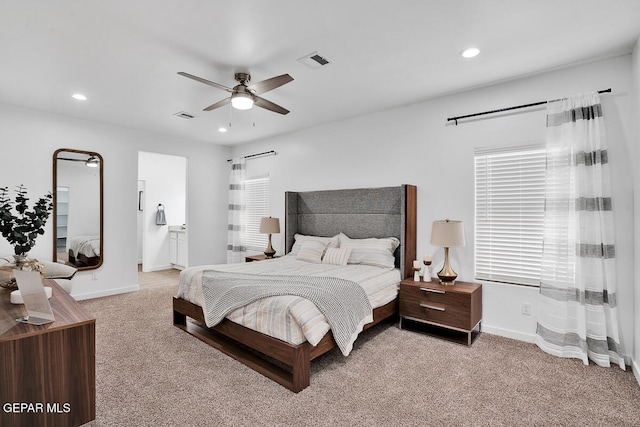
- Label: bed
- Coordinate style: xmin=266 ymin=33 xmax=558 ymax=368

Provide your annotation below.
xmin=172 ymin=185 xmax=416 ymax=392
xmin=68 ymin=235 xmax=101 ymax=267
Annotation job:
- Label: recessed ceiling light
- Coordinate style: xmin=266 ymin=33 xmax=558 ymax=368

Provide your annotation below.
xmin=218 ymin=127 xmax=228 ymax=133
xmin=461 ymin=47 xmax=480 ymax=58
xmin=72 ymin=93 xmax=87 ymax=101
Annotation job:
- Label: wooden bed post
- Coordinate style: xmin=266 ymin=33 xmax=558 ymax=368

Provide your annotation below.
xmin=291 ymin=344 xmax=311 ymax=392
xmin=404 ymin=184 xmax=417 ymax=279
xmin=173 ymin=309 xmax=186 ymax=327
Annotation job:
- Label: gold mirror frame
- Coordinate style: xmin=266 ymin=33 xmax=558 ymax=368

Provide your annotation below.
xmin=52 ymin=148 xmax=104 ymax=270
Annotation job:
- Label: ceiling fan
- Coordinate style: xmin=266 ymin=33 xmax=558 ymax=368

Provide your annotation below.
xmin=178 ymin=71 xmax=293 ymax=115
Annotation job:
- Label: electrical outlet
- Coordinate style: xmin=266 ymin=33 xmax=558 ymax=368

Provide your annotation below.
xmin=91 ymin=272 xmax=98 ymax=281
xmin=521 ymin=302 xmax=531 ymax=315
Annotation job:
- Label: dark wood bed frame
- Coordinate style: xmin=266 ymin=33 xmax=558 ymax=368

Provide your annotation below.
xmin=172 ymin=185 xmax=416 ymax=392
xmin=68 ymin=249 xmax=100 ymax=267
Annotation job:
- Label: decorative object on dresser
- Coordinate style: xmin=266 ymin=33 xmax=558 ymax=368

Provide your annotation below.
xmin=12 ymin=269 xmax=54 ymax=324
xmin=0 ymin=185 xmax=53 ymax=290
xmin=1 ymin=259 xmax=77 ymax=296
xmin=399 ymin=278 xmax=482 ymax=346
xmin=259 ymin=216 xmax=280 ymax=258
xmin=422 ymin=254 xmax=432 ymax=282
xmin=0 ymin=256 xmax=45 ymax=291
xmin=412 ymin=260 xmax=421 ymax=281
xmin=431 ymin=219 xmax=465 ymax=285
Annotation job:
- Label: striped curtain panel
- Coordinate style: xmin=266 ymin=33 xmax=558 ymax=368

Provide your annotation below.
xmin=227 ymin=158 xmax=246 ymax=263
xmin=535 ymin=92 xmax=625 ymax=369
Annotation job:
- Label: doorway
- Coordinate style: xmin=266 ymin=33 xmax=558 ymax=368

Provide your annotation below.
xmin=137 ymin=152 xmax=187 ymax=274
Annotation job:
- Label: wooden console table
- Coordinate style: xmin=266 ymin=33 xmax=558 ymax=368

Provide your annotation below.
xmin=0 ymin=279 xmax=95 ymax=427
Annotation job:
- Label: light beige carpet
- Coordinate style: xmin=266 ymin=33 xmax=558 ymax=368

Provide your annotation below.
xmin=81 ymin=284 xmax=640 ymax=427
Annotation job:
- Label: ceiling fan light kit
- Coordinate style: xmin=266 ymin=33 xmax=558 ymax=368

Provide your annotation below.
xmin=178 ymin=70 xmax=293 ymax=115
xmin=85 ymin=156 xmax=100 ymax=168
xmin=231 ymin=92 xmax=254 ymax=110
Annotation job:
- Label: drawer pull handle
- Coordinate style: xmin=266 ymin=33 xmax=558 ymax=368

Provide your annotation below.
xmin=420 ymin=303 xmax=445 ymax=312
xmin=420 ymin=287 xmax=445 ymax=294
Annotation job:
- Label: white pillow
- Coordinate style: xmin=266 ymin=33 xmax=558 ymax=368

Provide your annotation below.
xmin=42 ymin=261 xmax=77 ymax=279
xmin=339 ymin=234 xmax=400 ymax=269
xmin=296 ymin=240 xmax=327 ymax=264
xmin=290 ymin=233 xmax=339 ymax=256
xmin=322 ymin=247 xmax=352 ymax=266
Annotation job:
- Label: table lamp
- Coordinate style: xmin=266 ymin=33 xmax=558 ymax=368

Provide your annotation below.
xmin=259 ymin=217 xmax=280 ymax=258
xmin=431 ymin=219 xmax=465 ymax=285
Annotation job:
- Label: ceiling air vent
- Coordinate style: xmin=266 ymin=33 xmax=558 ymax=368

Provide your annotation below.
xmin=173 ymin=111 xmax=195 ymax=119
xmin=297 ymin=51 xmax=331 ymax=69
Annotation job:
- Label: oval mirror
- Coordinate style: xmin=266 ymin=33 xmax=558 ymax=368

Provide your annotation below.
xmin=52 ymin=148 xmax=103 ymax=270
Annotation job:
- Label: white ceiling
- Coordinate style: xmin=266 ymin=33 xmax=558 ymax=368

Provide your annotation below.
xmin=2 ymin=1 xmax=639 ymax=146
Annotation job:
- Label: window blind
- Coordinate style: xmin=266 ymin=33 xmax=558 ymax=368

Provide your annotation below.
xmin=474 ymin=145 xmax=546 ymax=286
xmin=244 ymin=175 xmax=270 ymax=252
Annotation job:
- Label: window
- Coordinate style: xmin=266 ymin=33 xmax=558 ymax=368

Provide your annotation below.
xmin=244 ymin=175 xmax=270 ymax=252
xmin=474 ymin=145 xmax=546 ymax=286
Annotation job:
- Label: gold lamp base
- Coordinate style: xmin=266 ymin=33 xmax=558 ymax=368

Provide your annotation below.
xmin=263 ymin=234 xmax=276 ymax=258
xmin=437 ymin=247 xmax=458 ymax=285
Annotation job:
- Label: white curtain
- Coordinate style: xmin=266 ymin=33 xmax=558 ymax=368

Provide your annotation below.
xmin=226 ymin=158 xmax=246 ymax=263
xmin=536 ymin=92 xmax=624 ymax=369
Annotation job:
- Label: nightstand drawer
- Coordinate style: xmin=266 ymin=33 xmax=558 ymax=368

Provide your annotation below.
xmin=399 ymin=290 xmax=471 ymax=330
xmin=400 ymin=284 xmax=471 ymax=312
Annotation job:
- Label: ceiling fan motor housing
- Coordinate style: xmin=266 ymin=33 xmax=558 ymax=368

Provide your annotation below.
xmin=235 ymin=72 xmax=251 ymax=85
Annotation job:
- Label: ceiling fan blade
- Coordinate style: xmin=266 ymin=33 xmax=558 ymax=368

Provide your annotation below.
xmin=248 ymin=74 xmax=293 ymax=95
xmin=203 ymin=97 xmax=231 ymax=111
xmin=254 ymin=96 xmax=290 ymax=115
xmin=178 ymin=72 xmax=233 ymax=92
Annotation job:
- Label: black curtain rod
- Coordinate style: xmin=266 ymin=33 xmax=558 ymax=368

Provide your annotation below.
xmin=227 ymin=150 xmax=276 ymax=163
xmin=447 ymin=88 xmax=612 ymax=125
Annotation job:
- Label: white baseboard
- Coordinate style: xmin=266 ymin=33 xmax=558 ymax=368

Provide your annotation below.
xmin=482 ymin=324 xmax=537 ymax=343
xmin=71 ymin=285 xmax=139 ymax=301
xmin=142 ymin=264 xmax=173 ymax=273
xmin=633 ymin=358 xmax=640 ymax=386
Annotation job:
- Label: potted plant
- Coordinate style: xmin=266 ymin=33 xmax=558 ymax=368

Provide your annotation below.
xmin=0 ymin=185 xmax=53 ymax=289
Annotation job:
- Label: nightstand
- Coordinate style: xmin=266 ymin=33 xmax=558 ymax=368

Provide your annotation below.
xmin=245 ymin=254 xmax=279 ymax=262
xmin=399 ymin=279 xmax=482 ymax=346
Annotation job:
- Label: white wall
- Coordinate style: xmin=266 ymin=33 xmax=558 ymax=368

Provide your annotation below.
xmin=232 ymin=55 xmax=636 ymax=359
xmin=631 ymin=38 xmax=640 ymax=383
xmin=138 ymin=151 xmax=187 ymax=272
xmin=0 ymin=103 xmax=230 ymax=299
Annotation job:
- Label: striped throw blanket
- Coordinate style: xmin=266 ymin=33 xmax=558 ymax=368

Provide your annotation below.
xmin=201 ymin=270 xmax=373 ymax=356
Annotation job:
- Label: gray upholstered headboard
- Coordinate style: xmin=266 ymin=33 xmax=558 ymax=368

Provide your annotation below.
xmin=285 ymin=185 xmax=416 ymax=279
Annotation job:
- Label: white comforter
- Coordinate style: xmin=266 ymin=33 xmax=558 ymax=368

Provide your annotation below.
xmin=176 ymin=255 xmax=400 ymax=347
xmin=69 ymin=235 xmax=100 ymax=257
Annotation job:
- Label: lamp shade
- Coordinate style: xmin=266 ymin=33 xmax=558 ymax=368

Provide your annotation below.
xmin=431 ymin=219 xmax=465 ymax=247
xmin=259 ymin=217 xmax=280 ymax=234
